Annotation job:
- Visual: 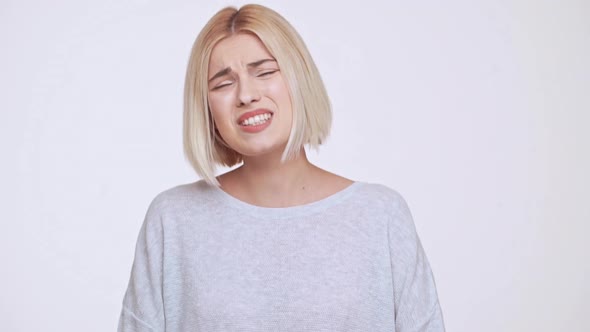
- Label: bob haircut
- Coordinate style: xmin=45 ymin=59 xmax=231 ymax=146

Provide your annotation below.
xmin=183 ymin=4 xmax=332 ymax=187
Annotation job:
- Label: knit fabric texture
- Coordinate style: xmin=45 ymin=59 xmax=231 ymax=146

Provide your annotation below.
xmin=117 ymin=180 xmax=445 ymax=331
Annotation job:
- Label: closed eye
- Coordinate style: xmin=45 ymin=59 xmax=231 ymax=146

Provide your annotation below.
xmin=212 ymin=81 xmax=233 ymax=90
xmin=257 ymin=70 xmax=278 ymax=77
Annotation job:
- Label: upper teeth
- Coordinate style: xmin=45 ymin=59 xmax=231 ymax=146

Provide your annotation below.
xmin=240 ymin=113 xmax=272 ymax=126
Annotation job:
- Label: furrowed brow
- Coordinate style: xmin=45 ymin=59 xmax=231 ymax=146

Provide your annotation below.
xmin=208 ymin=59 xmax=276 ymax=83
xmin=247 ymin=58 xmax=276 ymax=68
xmin=208 ymin=67 xmax=232 ymax=83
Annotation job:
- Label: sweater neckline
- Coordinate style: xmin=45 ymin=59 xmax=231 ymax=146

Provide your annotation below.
xmin=206 ymin=180 xmax=364 ymax=218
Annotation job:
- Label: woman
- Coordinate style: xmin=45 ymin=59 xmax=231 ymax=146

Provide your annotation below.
xmin=118 ymin=4 xmax=445 ymax=332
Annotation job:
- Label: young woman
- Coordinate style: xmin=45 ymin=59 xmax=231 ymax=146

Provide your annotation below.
xmin=118 ymin=4 xmax=445 ymax=331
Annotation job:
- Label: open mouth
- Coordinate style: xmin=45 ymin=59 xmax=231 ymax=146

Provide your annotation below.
xmin=238 ymin=112 xmax=273 ymax=126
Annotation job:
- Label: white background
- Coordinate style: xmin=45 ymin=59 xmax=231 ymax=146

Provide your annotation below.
xmin=2 ymin=0 xmax=589 ymax=331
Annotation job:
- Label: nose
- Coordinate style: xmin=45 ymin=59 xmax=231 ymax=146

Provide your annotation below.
xmin=236 ymin=77 xmax=260 ymax=107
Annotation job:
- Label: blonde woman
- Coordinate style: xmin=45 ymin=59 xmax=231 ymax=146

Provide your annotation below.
xmin=118 ymin=4 xmax=445 ymax=332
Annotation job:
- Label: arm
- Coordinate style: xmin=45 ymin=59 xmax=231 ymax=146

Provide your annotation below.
xmin=388 ymin=192 xmax=445 ymax=332
xmin=118 ymin=197 xmax=166 ymax=332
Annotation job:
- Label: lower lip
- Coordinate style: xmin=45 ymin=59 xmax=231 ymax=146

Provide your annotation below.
xmin=239 ymin=115 xmax=273 ymax=133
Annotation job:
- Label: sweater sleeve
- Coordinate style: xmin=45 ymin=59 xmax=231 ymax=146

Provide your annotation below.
xmin=387 ymin=191 xmax=445 ymax=332
xmin=118 ymin=196 xmax=166 ymax=332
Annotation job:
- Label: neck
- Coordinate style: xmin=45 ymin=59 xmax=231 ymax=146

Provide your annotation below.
xmin=223 ymin=147 xmax=323 ymax=207
xmin=241 ymin=146 xmax=314 ymax=191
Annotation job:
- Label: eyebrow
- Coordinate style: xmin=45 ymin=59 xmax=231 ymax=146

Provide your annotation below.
xmin=208 ymin=58 xmax=276 ymax=83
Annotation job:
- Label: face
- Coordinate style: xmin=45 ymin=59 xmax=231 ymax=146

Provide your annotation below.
xmin=207 ymin=33 xmax=293 ymax=158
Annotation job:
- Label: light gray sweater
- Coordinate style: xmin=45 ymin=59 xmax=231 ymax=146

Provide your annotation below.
xmin=118 ymin=180 xmax=445 ymax=331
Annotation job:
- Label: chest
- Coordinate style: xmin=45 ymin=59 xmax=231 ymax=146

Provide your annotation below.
xmin=161 ymin=212 xmax=395 ymax=331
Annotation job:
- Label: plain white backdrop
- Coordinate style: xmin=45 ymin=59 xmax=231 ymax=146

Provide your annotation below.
xmin=2 ymin=0 xmax=589 ymax=331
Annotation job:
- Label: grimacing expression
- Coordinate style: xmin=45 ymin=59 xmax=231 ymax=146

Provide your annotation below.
xmin=207 ymin=33 xmax=293 ymax=158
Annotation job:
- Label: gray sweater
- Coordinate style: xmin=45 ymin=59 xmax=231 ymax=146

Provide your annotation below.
xmin=118 ymin=180 xmax=445 ymax=331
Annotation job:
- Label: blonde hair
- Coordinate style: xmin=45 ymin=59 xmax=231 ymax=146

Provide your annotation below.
xmin=183 ymin=4 xmax=331 ymax=186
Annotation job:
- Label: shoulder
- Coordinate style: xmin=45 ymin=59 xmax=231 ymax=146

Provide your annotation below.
xmin=136 ymin=180 xmax=223 ymax=237
xmin=355 ymin=182 xmax=411 ymax=215
xmin=355 ymin=182 xmax=416 ymax=232
xmin=144 ymin=179 xmax=219 ymax=216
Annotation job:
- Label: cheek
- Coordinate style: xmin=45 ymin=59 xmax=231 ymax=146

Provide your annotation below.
xmin=267 ymin=78 xmax=292 ymax=110
xmin=208 ymin=94 xmax=234 ymax=126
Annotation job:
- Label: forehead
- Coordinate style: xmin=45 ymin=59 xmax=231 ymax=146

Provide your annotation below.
xmin=208 ymin=33 xmax=274 ymax=71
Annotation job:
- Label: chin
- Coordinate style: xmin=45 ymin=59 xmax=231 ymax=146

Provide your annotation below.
xmin=241 ymin=148 xmax=282 ymax=158
xmin=237 ymin=142 xmax=288 ymax=158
